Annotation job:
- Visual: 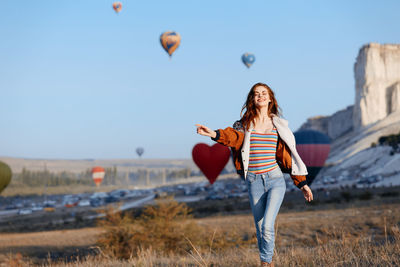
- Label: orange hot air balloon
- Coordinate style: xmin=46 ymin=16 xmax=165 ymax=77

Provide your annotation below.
xmin=112 ymin=2 xmax=122 ymax=13
xmin=92 ymin=166 xmax=105 ymax=186
xmin=160 ymin=31 xmax=181 ymax=57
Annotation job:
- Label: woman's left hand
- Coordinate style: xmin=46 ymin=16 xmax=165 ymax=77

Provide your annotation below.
xmin=300 ymin=185 xmax=313 ymax=202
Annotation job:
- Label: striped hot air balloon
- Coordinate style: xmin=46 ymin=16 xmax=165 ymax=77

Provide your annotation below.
xmin=294 ymin=130 xmax=331 ymax=185
xmin=92 ymin=166 xmax=105 ymax=187
xmin=112 ymin=2 xmax=122 ymax=13
xmin=160 ymin=31 xmax=181 ymax=57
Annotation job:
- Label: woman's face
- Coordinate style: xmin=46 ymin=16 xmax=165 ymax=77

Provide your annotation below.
xmin=253 ymin=86 xmax=270 ymax=108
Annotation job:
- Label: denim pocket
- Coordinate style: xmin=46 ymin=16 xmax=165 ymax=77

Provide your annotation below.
xmin=246 ymin=172 xmax=257 ymax=183
xmin=269 ymin=167 xmax=284 ymax=179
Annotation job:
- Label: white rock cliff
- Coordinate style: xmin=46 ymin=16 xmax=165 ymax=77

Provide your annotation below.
xmin=353 ymin=43 xmax=400 ymax=129
xmin=300 ymin=43 xmax=400 ymax=139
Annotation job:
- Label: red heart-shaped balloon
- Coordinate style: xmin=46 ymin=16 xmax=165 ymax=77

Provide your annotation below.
xmin=192 ymin=143 xmax=231 ymax=184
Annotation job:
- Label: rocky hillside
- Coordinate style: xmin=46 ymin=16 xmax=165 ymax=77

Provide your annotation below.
xmin=319 ymin=111 xmax=400 ymax=185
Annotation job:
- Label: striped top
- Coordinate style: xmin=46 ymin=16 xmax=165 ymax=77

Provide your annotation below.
xmin=248 ymin=127 xmax=279 ymax=174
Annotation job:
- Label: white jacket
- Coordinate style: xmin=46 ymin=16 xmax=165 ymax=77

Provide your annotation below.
xmin=239 ymin=114 xmax=308 ymax=179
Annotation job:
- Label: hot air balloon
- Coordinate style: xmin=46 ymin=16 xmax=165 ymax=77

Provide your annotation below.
xmin=160 ymin=31 xmax=181 ymax=57
xmin=242 ymin=53 xmax=255 ymax=68
xmin=192 ymin=143 xmax=231 ymax=184
xmin=294 ymin=130 xmax=331 ymax=185
xmin=92 ymin=166 xmax=105 ymax=187
xmin=112 ymin=2 xmax=122 ymax=13
xmin=136 ymin=147 xmax=144 ymax=158
xmin=0 ymin=161 xmax=12 ymax=194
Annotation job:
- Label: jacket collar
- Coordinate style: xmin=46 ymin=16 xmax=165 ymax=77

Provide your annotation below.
xmin=271 ymin=114 xmax=289 ymax=127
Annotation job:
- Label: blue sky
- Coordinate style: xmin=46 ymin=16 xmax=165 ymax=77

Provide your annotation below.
xmin=1 ymin=0 xmax=399 ymax=159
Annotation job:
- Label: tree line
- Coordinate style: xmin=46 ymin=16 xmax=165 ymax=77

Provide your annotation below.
xmin=12 ymin=167 xmax=204 ymax=187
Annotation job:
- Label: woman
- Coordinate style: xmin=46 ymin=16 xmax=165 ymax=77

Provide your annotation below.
xmin=195 ymin=82 xmax=313 ymax=267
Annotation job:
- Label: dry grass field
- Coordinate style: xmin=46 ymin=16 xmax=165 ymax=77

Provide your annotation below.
xmin=0 ymin=200 xmax=399 ymax=266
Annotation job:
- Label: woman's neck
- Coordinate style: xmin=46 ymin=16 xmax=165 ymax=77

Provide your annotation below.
xmin=255 ymin=107 xmax=270 ymax=123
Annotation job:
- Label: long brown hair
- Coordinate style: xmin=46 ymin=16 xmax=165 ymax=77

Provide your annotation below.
xmin=240 ymin=82 xmax=282 ymax=130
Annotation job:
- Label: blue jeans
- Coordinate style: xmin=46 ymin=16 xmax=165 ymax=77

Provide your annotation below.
xmin=246 ymin=166 xmax=286 ymax=263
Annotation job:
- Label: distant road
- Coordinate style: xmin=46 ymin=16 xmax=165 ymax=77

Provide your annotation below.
xmin=85 ymin=194 xmax=156 ymax=220
xmin=174 ymin=195 xmax=205 ymax=203
xmin=119 ymin=194 xmax=155 ymax=211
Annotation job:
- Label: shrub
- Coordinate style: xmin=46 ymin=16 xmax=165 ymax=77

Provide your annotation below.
xmin=96 ymin=197 xmax=252 ymax=259
xmin=96 ymin=207 xmax=136 ymax=259
xmin=131 ymin=197 xmax=203 ymax=254
xmin=97 ymin=197 xmax=204 ymax=259
xmin=377 ymin=131 xmax=400 ymax=154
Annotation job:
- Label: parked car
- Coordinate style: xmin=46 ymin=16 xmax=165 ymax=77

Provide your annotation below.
xmin=31 ymin=205 xmax=43 ymax=211
xmin=90 ymin=192 xmax=108 ymax=199
xmin=104 ymin=195 xmax=119 ymax=203
xmin=5 ymin=204 xmax=17 ymax=210
xmin=78 ymin=199 xmax=91 ymax=207
xmin=64 ymin=197 xmax=80 ymax=208
xmin=206 ymin=194 xmax=224 ymax=201
xmin=43 ymin=202 xmax=56 ymax=212
xmin=109 ymin=189 xmax=129 ymax=198
xmin=90 ymin=198 xmax=104 ymax=207
xmin=18 ymin=209 xmax=33 ymax=215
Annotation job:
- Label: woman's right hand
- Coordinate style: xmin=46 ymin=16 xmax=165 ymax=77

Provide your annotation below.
xmin=300 ymin=185 xmax=313 ymax=202
xmin=195 ymin=124 xmax=217 ymax=138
